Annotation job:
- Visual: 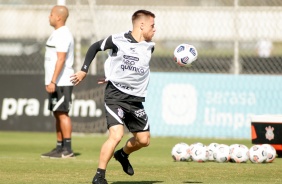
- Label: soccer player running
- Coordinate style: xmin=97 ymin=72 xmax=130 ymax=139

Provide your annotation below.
xmin=70 ymin=9 xmax=156 ymax=184
xmin=41 ymin=5 xmax=75 ymax=159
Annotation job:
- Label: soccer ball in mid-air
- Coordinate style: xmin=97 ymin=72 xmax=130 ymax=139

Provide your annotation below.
xmin=249 ymin=145 xmax=267 ymax=163
xmin=173 ymin=43 xmax=198 ymax=67
xmin=171 ymin=142 xmax=191 ymax=161
xmin=262 ymin=144 xmax=276 ymax=163
xmin=207 ymin=143 xmax=219 ymax=161
xmin=190 ymin=143 xmax=208 ymax=162
xmin=213 ymin=144 xmax=230 ymax=163
xmin=230 ymin=144 xmax=249 ymax=163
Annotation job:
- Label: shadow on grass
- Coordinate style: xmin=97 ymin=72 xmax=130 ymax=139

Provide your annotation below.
xmin=110 ymin=181 xmax=202 ymax=184
xmin=111 ymin=181 xmax=163 ymax=184
xmin=74 ymin=152 xmax=81 ymax=157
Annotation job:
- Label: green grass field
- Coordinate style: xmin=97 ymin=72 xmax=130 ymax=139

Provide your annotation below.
xmin=0 ymin=131 xmax=281 ymax=184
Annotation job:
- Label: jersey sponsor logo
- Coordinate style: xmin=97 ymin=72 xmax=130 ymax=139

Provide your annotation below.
xmin=114 ymin=82 xmax=134 ymax=91
xmin=120 ymin=61 xmax=145 ymax=74
xmin=123 ymin=55 xmax=139 ymax=65
xmin=123 ymin=55 xmax=139 ymax=61
xmin=123 ymin=60 xmax=135 ymax=65
xmin=121 ymin=64 xmax=145 ymax=74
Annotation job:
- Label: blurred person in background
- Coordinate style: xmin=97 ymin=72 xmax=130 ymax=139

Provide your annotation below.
xmin=70 ymin=9 xmax=156 ymax=184
xmin=41 ymin=5 xmax=75 ymax=159
xmin=256 ymin=39 xmax=273 ymax=58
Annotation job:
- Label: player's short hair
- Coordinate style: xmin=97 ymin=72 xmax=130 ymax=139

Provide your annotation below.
xmin=132 ymin=10 xmax=155 ymax=23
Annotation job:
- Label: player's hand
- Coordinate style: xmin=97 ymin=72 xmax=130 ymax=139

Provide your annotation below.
xmin=70 ymin=71 xmax=86 ymax=86
xmin=46 ymin=83 xmax=56 ymax=93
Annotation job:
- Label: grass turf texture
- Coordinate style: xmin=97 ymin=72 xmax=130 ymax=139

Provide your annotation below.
xmin=0 ymin=131 xmax=281 ymax=184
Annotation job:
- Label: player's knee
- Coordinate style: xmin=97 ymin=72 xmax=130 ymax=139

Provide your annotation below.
xmin=109 ymin=125 xmax=124 ymax=143
xmin=110 ymin=134 xmax=123 ymax=144
xmin=138 ymin=136 xmax=150 ymax=147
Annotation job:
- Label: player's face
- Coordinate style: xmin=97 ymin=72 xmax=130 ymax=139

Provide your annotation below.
xmin=48 ymin=8 xmax=57 ymax=27
xmin=143 ymin=17 xmax=156 ymax=42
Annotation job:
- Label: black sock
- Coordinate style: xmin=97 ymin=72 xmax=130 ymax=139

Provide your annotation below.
xmin=56 ymin=141 xmax=63 ymax=150
xmin=96 ymin=168 xmax=106 ymax=178
xmin=120 ymin=148 xmax=129 ymax=157
xmin=63 ymin=138 xmax=72 ymax=151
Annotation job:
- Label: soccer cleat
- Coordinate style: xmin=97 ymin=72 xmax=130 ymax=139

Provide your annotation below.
xmin=92 ymin=174 xmax=108 ymax=184
xmin=41 ymin=148 xmax=59 ymax=158
xmin=49 ymin=147 xmax=75 ymax=159
xmin=113 ymin=149 xmax=134 ymax=176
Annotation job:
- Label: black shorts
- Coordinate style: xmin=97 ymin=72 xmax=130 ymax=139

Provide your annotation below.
xmin=105 ymin=101 xmax=149 ymax=133
xmin=48 ymin=86 xmax=73 ymax=112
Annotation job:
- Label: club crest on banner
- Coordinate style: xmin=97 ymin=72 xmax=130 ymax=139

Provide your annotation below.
xmin=265 ymin=126 xmax=274 ymax=141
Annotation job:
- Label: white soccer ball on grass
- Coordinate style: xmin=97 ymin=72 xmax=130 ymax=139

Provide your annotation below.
xmin=261 ymin=144 xmax=276 ymax=163
xmin=207 ymin=143 xmax=219 ymax=161
xmin=190 ymin=143 xmax=208 ymax=162
xmin=171 ymin=142 xmax=191 ymax=161
xmin=249 ymin=145 xmax=267 ymax=163
xmin=213 ymin=144 xmax=230 ymax=163
xmin=230 ymin=144 xmax=249 ymax=163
